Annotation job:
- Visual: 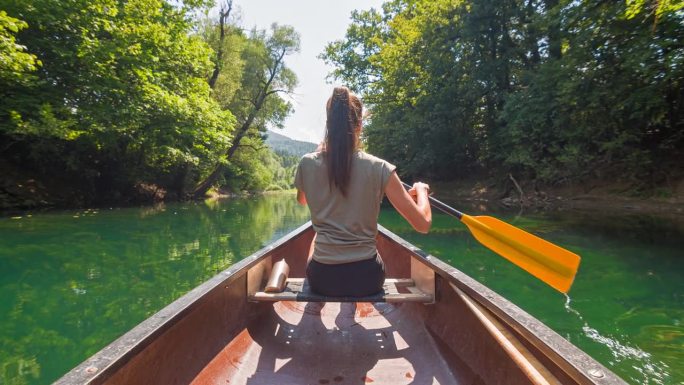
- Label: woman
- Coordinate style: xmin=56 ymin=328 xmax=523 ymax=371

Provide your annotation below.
xmin=294 ymin=86 xmax=431 ymax=297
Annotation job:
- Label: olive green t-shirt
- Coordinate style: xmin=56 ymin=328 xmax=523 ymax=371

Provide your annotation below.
xmin=294 ymin=151 xmax=396 ymax=264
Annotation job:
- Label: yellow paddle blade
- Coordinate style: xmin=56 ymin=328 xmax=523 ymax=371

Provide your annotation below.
xmin=461 ymin=215 xmax=581 ymax=293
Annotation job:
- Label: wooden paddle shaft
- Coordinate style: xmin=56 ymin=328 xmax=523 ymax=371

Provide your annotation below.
xmin=452 ymin=284 xmax=562 ymax=385
xmin=401 ymin=182 xmax=465 ymax=219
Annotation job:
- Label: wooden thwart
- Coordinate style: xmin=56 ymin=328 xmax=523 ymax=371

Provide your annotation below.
xmin=249 ymin=278 xmax=433 ymax=303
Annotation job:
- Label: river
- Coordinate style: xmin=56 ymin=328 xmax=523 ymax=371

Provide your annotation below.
xmin=0 ymin=193 xmax=681 ymax=384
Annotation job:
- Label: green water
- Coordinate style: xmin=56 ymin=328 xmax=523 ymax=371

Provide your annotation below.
xmin=379 ymin=208 xmax=684 ymax=385
xmin=0 ymin=194 xmax=682 ymax=385
xmin=0 ymin=195 xmax=310 ymax=385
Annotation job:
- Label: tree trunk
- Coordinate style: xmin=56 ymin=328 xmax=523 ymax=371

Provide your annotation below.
xmin=190 ymin=109 xmax=260 ymax=198
xmin=190 ymin=163 xmax=224 ymax=199
xmin=544 ymin=0 xmax=562 ymax=60
xmin=208 ymin=1 xmax=232 ymax=89
xmin=525 ymin=0 xmax=541 ymax=67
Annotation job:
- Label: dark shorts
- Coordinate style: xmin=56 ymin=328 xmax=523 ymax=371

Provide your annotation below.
xmin=306 ymin=254 xmax=386 ymax=297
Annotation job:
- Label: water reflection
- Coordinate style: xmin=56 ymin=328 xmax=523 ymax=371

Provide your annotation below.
xmin=0 ymin=193 xmax=309 ymax=385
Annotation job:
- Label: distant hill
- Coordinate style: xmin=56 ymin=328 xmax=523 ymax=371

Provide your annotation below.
xmin=265 ymin=131 xmax=317 ymax=157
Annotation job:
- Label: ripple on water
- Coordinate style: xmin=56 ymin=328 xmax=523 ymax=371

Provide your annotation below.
xmin=582 ymin=325 xmax=671 ymax=385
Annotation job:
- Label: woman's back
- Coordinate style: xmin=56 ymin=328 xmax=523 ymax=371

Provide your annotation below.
xmin=295 ymin=85 xmax=430 ymax=297
xmin=295 ymin=150 xmax=395 ymax=264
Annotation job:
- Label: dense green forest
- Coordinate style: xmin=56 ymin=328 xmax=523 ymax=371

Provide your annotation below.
xmin=322 ymin=0 xmax=683 ymax=194
xmin=2 ymin=0 xmax=683 ymax=210
xmin=0 ymin=0 xmax=300 ymax=208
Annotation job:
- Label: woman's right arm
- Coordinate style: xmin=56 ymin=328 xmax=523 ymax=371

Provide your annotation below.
xmin=385 ymin=172 xmax=432 ymax=234
xmin=296 ymin=189 xmax=307 ymax=205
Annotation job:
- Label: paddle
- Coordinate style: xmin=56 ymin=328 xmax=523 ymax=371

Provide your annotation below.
xmin=402 ymin=182 xmax=580 ymax=293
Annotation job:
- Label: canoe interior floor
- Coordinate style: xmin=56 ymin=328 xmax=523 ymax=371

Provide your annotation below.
xmin=190 ymin=301 xmax=465 ymax=385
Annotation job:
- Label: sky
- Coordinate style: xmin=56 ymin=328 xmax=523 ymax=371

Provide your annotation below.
xmin=231 ymin=0 xmax=385 ymax=144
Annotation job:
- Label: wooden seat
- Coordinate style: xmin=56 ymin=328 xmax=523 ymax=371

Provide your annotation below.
xmin=249 ymin=278 xmax=434 ymax=303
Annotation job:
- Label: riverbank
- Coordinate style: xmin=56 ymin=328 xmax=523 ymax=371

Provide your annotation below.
xmin=3 ymin=160 xmax=683 ymax=218
xmin=0 ymin=165 xmax=292 ymax=216
xmin=430 ymin=177 xmax=684 ymax=217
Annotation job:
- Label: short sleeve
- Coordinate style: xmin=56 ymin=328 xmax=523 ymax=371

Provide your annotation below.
xmin=379 ymin=159 xmax=397 ymax=191
xmin=294 ymin=157 xmax=305 ymax=191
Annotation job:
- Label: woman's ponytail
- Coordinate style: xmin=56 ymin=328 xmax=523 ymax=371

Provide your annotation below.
xmin=324 ymin=87 xmax=362 ymax=196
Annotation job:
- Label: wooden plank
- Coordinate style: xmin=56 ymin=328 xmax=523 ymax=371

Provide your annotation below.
xmin=248 ymin=278 xmax=433 ymax=303
xmin=384 ymin=293 xmax=434 ymax=303
xmin=282 ymin=278 xmax=415 ymax=285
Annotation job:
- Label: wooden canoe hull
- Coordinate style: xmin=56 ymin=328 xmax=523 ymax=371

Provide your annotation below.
xmin=56 ymin=222 xmax=626 ymax=385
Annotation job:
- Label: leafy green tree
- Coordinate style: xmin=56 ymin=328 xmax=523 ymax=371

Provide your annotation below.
xmin=1 ymin=0 xmax=233 ymax=200
xmin=192 ymin=22 xmax=300 ymax=197
xmin=322 ymin=0 xmax=498 ymax=178
xmin=322 ymin=0 xmax=684 ymax=189
xmin=500 ymin=0 xmax=684 ymax=183
xmin=0 ymin=11 xmax=39 ymax=84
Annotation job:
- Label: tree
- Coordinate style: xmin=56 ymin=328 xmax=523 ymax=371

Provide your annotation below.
xmin=192 ymin=23 xmax=299 ymax=197
xmin=0 ymin=11 xmax=39 ymax=84
xmin=322 ymin=0 xmax=684 ymax=189
xmin=322 ymin=0 xmax=507 ymax=178
xmin=207 ymin=0 xmax=234 ymax=89
xmin=499 ymin=0 xmax=684 ymax=183
xmin=0 ymin=0 xmax=233 ymax=200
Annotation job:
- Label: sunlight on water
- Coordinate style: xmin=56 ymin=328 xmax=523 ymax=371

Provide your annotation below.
xmin=581 ymin=326 xmax=669 ymax=385
xmin=565 ymin=294 xmax=671 ymax=385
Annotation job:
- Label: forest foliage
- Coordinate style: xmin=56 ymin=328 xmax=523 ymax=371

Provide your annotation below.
xmin=321 ymin=0 xmax=684 ymax=189
xmin=0 ymin=0 xmax=299 ymax=206
xmin=2 ymin=0 xmax=682 ymax=207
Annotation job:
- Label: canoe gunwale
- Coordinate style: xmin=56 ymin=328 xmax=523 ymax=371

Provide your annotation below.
xmin=55 ymin=221 xmax=314 ymax=385
xmin=376 ymin=224 xmax=626 ymax=385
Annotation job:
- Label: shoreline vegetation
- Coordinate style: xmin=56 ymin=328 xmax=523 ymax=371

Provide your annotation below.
xmin=431 ymin=179 xmax=684 ymax=218
xmin=2 ymin=167 xmax=683 ymax=219
xmin=2 ymin=0 xmax=682 ymax=219
xmin=1 ymin=1 xmax=303 ymax=208
xmin=321 ymin=0 xmax=683 ymax=212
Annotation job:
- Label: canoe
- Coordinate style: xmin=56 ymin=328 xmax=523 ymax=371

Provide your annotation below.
xmin=57 ymin=222 xmax=626 ymax=385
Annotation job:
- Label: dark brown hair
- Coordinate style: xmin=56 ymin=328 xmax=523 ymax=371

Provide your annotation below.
xmin=324 ymin=86 xmax=363 ymax=196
